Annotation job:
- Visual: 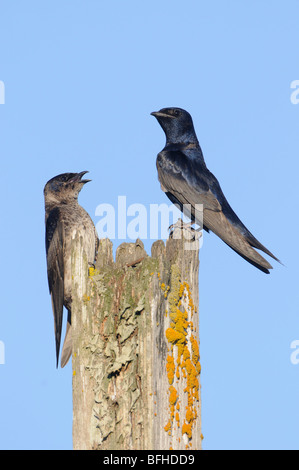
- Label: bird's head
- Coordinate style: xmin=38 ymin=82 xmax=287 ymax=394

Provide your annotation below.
xmin=151 ymin=107 xmax=198 ymax=145
xmin=44 ymin=171 xmax=91 ymax=207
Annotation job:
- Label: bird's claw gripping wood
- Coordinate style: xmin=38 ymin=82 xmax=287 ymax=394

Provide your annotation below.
xmin=169 ymin=218 xmax=200 ymax=241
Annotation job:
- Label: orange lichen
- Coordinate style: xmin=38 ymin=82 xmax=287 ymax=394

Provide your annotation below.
xmin=191 ymin=334 xmax=201 ymax=372
xmin=166 ymin=355 xmax=175 ymax=385
xmin=182 ymin=421 xmax=192 ymax=439
xmin=186 ymin=408 xmax=195 ymax=423
xmin=166 ymin=328 xmax=185 ymax=345
xmin=169 ymin=386 xmax=178 ymax=406
xmin=163 ymin=268 xmax=201 ymax=443
xmin=164 ymin=421 xmax=171 ymax=432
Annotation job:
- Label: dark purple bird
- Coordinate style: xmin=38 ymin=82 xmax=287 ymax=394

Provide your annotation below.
xmin=151 ymin=107 xmax=280 ymax=273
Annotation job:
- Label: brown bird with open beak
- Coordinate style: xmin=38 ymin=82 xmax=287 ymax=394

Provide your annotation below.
xmin=44 ymin=172 xmax=99 ymax=367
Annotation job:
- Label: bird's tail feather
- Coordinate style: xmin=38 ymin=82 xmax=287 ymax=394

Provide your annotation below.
xmin=202 ymin=209 xmax=273 ymax=274
xmin=61 ymin=311 xmax=72 ymax=368
xmin=244 ymin=232 xmax=281 ymax=264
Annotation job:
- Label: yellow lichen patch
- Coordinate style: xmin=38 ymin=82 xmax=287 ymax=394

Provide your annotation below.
xmin=88 ymin=266 xmax=100 ymax=277
xmin=163 ymin=268 xmax=201 ymax=444
xmin=191 ymin=334 xmax=201 ymax=375
xmin=169 ymin=386 xmax=178 ymax=406
xmin=166 ymin=327 xmax=185 ymax=346
xmin=166 ymin=355 xmax=175 ymax=385
xmin=184 ymin=358 xmax=200 ymax=404
xmin=182 ymin=421 xmax=192 ymax=439
xmin=82 ymin=294 xmax=90 ymax=302
xmin=164 ymin=421 xmax=171 ymax=433
xmin=186 ymin=407 xmax=195 ymax=423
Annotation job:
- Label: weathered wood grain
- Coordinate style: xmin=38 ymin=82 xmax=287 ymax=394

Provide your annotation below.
xmin=72 ymin=232 xmax=201 ymax=450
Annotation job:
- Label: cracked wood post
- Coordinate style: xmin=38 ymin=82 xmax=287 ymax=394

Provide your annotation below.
xmin=71 ymin=231 xmax=202 ymax=450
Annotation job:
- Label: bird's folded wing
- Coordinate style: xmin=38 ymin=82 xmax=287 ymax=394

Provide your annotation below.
xmin=46 ymin=209 xmax=65 ymax=367
xmin=157 ymin=149 xmax=274 ymax=273
xmin=157 ymin=149 xmax=222 ymax=212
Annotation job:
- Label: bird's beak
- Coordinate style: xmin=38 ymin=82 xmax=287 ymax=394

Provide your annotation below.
xmin=151 ymin=111 xmax=175 ymax=119
xmin=80 ymin=171 xmax=91 ymax=184
xmin=72 ymin=171 xmax=91 ymax=184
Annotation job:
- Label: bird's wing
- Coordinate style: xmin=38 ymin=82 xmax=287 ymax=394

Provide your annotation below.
xmin=157 ymin=150 xmax=222 ymax=213
xmin=157 ymin=149 xmax=273 ymax=273
xmin=46 ymin=207 xmax=64 ymax=367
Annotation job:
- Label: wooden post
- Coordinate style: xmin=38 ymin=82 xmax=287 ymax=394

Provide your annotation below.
xmin=72 ymin=231 xmax=201 ymax=450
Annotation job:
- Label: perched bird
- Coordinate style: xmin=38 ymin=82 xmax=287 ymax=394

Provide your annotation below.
xmin=44 ymin=172 xmax=99 ymax=367
xmin=151 ymin=107 xmax=280 ymax=273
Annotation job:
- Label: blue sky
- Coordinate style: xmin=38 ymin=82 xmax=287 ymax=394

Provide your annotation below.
xmin=0 ymin=0 xmax=298 ymax=450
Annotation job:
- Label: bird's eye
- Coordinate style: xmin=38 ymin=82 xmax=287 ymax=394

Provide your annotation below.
xmin=173 ymin=110 xmax=180 ymax=117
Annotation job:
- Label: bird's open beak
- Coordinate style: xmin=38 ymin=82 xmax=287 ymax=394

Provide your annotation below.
xmin=79 ymin=171 xmax=91 ymax=184
xmin=71 ymin=171 xmax=91 ymax=184
xmin=151 ymin=111 xmax=175 ymax=119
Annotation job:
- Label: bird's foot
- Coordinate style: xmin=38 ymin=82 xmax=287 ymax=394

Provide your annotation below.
xmin=169 ymin=218 xmax=200 ymax=241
